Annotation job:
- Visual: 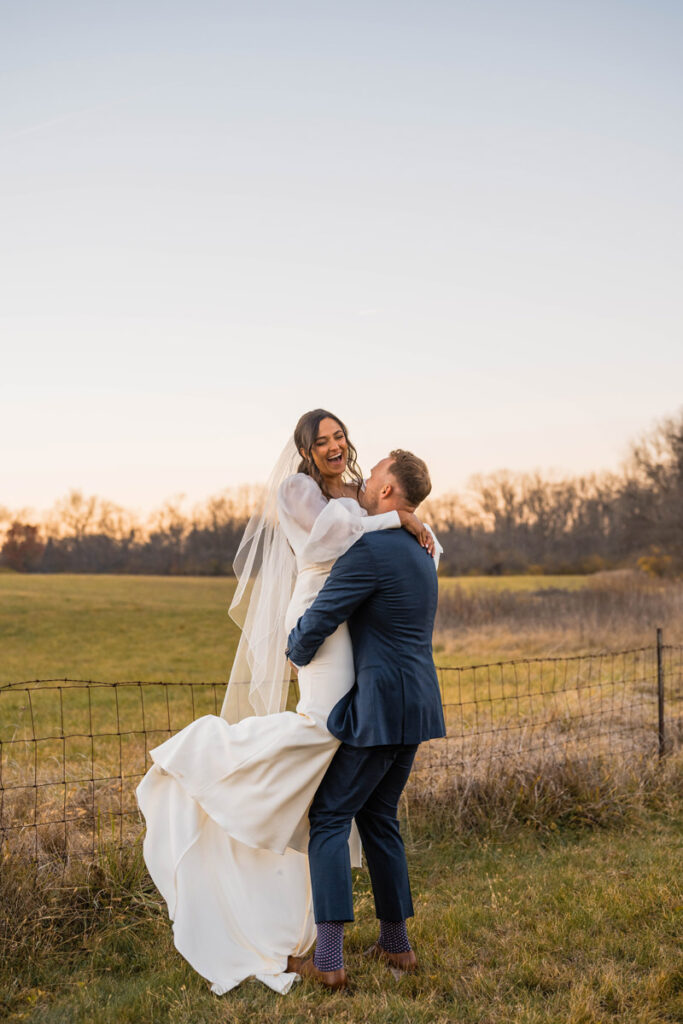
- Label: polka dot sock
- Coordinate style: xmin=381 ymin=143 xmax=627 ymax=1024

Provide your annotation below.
xmin=313 ymin=920 xmax=345 ymax=972
xmin=379 ymin=919 xmax=412 ymax=954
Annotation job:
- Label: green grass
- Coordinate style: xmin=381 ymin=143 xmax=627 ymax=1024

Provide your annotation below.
xmin=0 ymin=573 xmax=594 ymax=685
xmin=2 ymin=810 xmax=682 ymax=1023
xmin=0 ymin=574 xmax=241 ymax=684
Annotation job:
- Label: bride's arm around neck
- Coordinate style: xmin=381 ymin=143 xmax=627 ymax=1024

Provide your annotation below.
xmin=277 ymin=473 xmax=401 ymax=567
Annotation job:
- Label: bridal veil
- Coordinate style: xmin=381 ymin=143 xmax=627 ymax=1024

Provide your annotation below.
xmin=220 ymin=438 xmax=300 ymax=723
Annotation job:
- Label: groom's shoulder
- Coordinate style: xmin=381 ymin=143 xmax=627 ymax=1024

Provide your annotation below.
xmin=341 ymin=529 xmax=402 ymax=561
xmin=363 ymin=529 xmax=437 ymax=573
xmin=361 ymin=527 xmax=414 ymax=556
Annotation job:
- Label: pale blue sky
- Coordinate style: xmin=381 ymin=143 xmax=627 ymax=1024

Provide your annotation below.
xmin=2 ymin=1 xmax=682 ymax=513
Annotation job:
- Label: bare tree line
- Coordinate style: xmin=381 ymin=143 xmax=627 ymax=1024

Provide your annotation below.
xmin=429 ymin=410 xmax=682 ymax=575
xmin=0 ymin=488 xmax=261 ymax=576
xmin=2 ymin=411 xmax=681 ymax=576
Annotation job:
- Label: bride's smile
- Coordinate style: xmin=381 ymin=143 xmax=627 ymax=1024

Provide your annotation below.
xmin=306 ymin=418 xmax=349 ymax=487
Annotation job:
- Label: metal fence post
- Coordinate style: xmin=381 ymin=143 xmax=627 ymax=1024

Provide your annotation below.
xmin=657 ymin=627 xmax=665 ymax=759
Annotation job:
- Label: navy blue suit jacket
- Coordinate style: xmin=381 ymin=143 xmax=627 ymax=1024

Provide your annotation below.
xmin=286 ymin=529 xmax=446 ymax=747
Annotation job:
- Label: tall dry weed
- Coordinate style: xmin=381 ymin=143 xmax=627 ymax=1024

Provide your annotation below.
xmin=435 ymin=571 xmax=683 ymax=654
xmin=405 ymin=748 xmax=683 ymax=841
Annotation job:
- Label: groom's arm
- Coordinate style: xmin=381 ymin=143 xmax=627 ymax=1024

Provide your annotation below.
xmin=286 ymin=537 xmax=377 ymax=667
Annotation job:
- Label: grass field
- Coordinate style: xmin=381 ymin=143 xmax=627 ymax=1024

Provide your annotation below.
xmin=0 ymin=573 xmax=242 ymax=684
xmin=0 ymin=572 xmax=599 ymax=685
xmin=1 ymin=571 xmax=677 ymax=810
xmin=1 ymin=572 xmax=682 ymax=1022
xmin=2 ymin=572 xmax=678 ymax=752
xmin=2 ymin=808 xmax=682 ymax=1024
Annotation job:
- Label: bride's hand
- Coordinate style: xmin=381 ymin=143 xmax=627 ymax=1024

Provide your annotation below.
xmin=398 ymin=510 xmax=435 ymax=557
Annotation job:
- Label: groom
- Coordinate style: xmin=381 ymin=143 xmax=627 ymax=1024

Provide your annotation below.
xmin=286 ymin=449 xmax=446 ymax=990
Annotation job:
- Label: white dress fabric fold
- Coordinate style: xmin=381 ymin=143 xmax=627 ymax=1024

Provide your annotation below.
xmin=136 ymin=475 xmax=401 ymax=994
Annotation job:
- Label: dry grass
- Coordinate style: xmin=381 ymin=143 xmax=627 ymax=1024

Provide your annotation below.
xmin=435 ymin=570 xmax=683 ymax=665
xmin=2 ymin=694 xmax=682 ymax=1022
xmin=406 ymin=747 xmax=683 ymax=839
xmin=2 ymin=780 xmax=682 ymax=1023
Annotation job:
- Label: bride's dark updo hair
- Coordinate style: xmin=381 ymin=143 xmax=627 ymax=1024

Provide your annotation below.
xmin=294 ymin=408 xmax=364 ymax=500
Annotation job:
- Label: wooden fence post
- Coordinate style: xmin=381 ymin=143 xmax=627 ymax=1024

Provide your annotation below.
xmin=657 ymin=627 xmax=665 ymax=759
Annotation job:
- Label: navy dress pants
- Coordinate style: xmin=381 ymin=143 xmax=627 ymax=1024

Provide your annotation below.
xmin=307 ymin=742 xmax=418 ymax=923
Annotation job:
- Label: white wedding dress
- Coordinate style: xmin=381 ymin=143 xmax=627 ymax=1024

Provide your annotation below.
xmin=136 ymin=473 xmax=402 ymax=994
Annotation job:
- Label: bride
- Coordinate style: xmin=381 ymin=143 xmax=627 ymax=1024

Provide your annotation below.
xmin=136 ymin=408 xmax=437 ymax=994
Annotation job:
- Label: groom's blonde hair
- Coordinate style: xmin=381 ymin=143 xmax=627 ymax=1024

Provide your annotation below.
xmin=388 ymin=450 xmax=432 ymax=508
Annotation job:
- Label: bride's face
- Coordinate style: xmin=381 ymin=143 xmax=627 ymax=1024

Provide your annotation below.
xmin=307 ymin=417 xmax=348 ymax=481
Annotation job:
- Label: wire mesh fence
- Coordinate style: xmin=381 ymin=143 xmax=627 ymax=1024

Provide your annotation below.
xmin=1 ymin=636 xmax=681 ymax=863
xmin=415 ymin=640 xmax=682 ymax=776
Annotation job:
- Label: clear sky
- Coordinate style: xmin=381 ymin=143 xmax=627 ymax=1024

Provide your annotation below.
xmin=2 ymin=1 xmax=682 ymax=515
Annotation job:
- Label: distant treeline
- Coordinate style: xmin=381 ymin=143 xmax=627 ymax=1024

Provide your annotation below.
xmin=2 ymin=412 xmax=682 ymax=577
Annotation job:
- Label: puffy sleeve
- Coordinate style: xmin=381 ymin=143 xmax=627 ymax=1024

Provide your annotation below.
xmin=277 ymin=473 xmax=400 ymax=565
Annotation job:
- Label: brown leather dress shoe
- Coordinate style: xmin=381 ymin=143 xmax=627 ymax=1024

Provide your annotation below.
xmin=364 ymin=941 xmax=418 ymax=972
xmin=297 ymin=956 xmax=348 ymax=990
xmin=286 ymin=955 xmax=305 ymax=973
